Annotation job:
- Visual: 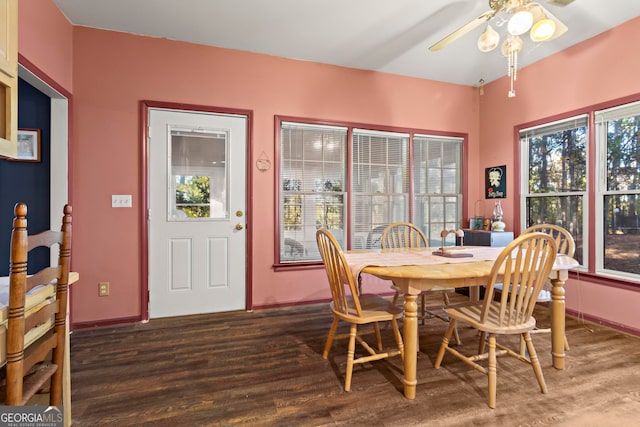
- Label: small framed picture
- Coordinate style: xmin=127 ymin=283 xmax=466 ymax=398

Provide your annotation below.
xmin=12 ymin=128 xmax=41 ymax=162
xmin=486 ymin=165 xmax=506 ymax=199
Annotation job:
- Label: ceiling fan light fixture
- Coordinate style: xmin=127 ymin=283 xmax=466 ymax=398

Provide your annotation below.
xmin=507 ymin=8 xmax=534 ymax=36
xmin=477 ymin=25 xmax=500 ymax=52
xmin=530 ymin=18 xmax=556 ymax=42
xmin=501 ymin=35 xmax=523 ymax=56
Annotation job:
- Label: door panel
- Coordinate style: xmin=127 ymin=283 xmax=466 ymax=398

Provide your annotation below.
xmin=149 ymin=108 xmax=246 ymax=318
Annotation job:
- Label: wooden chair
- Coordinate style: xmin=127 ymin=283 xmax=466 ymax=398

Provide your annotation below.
xmin=316 ymin=228 xmax=404 ymax=391
xmin=1 ymin=202 xmax=72 ymax=406
xmin=434 ymin=232 xmax=557 ymax=408
xmin=521 ymin=224 xmax=575 ymax=353
xmin=381 ymin=222 xmax=461 ymax=346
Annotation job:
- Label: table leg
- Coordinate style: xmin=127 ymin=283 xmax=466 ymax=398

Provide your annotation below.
xmin=63 ymin=313 xmax=71 ymax=426
xmin=402 ymin=294 xmax=418 ymax=399
xmin=550 ymin=276 xmax=566 ymax=369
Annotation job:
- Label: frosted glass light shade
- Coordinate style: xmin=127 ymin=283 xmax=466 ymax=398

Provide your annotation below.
xmin=501 ymin=36 xmax=523 ymax=56
xmin=477 ymin=25 xmax=500 ymax=52
xmin=508 ymin=10 xmax=534 ymax=35
xmin=530 ymin=18 xmax=556 ymax=41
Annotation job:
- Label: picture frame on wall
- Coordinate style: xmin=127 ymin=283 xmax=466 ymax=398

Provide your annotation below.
xmin=486 ymin=165 xmax=506 ymax=199
xmin=12 ymin=128 xmax=41 ymax=162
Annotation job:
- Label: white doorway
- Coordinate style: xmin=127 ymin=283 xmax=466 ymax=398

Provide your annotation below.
xmin=148 ymin=108 xmax=247 ymax=318
xmin=18 ymin=64 xmax=69 ymax=266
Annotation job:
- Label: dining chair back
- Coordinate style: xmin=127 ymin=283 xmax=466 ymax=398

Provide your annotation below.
xmin=2 ymin=202 xmax=72 ymax=406
xmin=381 ymin=222 xmax=461 ymax=345
xmin=524 ymin=223 xmax=575 ymax=257
xmin=522 ymin=223 xmax=575 ymax=352
xmin=434 ymin=232 xmax=557 ymax=408
xmin=364 ymin=224 xmax=388 ymax=249
xmin=381 ymin=222 xmax=428 ymax=249
xmin=316 ymin=228 xmax=404 ymax=391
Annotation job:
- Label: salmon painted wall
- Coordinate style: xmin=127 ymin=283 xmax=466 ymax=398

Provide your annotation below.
xmin=476 ymin=17 xmax=640 ymax=332
xmin=67 ymin=27 xmax=479 ymax=324
xmin=18 ymin=2 xmax=640 ymax=332
xmin=18 ymin=0 xmax=73 ymax=93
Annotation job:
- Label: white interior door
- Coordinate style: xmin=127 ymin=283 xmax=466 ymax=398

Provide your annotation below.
xmin=148 ymin=108 xmax=246 ymax=318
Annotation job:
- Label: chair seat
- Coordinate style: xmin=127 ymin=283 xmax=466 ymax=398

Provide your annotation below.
xmin=445 ymin=301 xmax=537 ymax=335
xmin=331 ymin=294 xmax=403 ymax=324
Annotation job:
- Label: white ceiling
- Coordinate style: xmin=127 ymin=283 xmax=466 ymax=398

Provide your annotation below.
xmin=52 ymin=0 xmax=640 ymax=87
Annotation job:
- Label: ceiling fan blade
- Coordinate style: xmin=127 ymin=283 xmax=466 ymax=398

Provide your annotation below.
xmin=428 ymin=10 xmax=497 ymax=52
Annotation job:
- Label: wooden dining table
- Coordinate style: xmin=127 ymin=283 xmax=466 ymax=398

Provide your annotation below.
xmin=345 ymin=246 xmax=579 ymax=400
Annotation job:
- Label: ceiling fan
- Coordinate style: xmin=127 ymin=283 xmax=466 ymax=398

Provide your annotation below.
xmin=429 ymin=0 xmax=574 ymax=97
xmin=429 ymin=0 xmax=574 ymax=52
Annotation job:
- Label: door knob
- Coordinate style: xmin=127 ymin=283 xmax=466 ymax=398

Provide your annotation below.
xmin=235 ymin=223 xmax=244 ymax=230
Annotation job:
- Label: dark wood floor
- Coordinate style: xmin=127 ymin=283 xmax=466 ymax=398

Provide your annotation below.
xmin=70 ymin=294 xmax=640 ymax=426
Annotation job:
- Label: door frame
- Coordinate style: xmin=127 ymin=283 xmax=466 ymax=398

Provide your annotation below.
xmin=18 ymin=54 xmax=73 ymax=319
xmin=140 ymin=100 xmax=253 ymax=321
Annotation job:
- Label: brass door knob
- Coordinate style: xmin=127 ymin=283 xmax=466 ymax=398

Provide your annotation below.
xmin=235 ymin=223 xmax=244 ymax=230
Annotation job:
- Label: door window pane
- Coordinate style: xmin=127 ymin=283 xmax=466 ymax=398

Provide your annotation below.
xmin=169 ymin=128 xmax=228 ymax=220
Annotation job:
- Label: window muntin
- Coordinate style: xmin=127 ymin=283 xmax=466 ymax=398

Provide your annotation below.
xmin=520 ymin=116 xmax=588 ymax=265
xmin=596 ymin=101 xmax=640 ymax=278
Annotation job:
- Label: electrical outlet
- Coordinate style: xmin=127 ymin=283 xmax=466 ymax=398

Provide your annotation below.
xmin=99 ymin=282 xmax=110 ymax=296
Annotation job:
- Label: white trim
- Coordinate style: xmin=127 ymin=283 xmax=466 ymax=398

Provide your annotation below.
xmin=18 ymin=65 xmax=69 ymax=268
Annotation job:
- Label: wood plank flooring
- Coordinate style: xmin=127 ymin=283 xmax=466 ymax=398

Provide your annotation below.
xmin=69 ymin=294 xmax=640 ymax=426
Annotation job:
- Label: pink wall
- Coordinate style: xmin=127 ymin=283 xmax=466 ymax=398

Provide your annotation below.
xmin=68 ymin=27 xmax=479 ymax=324
xmin=18 ymin=0 xmax=73 ymax=93
xmin=17 ymin=2 xmax=640 ymax=332
xmin=476 ymin=17 xmax=640 ymax=332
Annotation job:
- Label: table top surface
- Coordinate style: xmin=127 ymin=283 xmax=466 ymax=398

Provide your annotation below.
xmin=345 ymin=247 xmax=578 ymax=281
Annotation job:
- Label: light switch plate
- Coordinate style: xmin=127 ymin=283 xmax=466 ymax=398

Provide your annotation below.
xmin=112 ymin=194 xmax=132 ymax=208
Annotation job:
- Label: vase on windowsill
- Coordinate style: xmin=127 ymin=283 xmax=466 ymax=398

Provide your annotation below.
xmin=492 ymin=201 xmax=506 ymax=232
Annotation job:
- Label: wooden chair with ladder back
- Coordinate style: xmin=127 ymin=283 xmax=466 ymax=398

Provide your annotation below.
xmin=434 ymin=232 xmax=557 ymax=408
xmin=1 ymin=202 xmax=72 ymax=406
xmin=316 ymin=228 xmax=404 ymax=391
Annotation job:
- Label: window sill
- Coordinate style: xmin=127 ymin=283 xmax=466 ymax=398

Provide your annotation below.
xmin=273 ymin=262 xmax=324 ymax=272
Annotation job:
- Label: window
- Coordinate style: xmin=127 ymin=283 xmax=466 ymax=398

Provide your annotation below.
xmin=595 ymin=101 xmax=640 ymax=278
xmin=170 ymin=129 xmax=228 ymax=220
xmin=521 ymin=99 xmax=640 ymax=282
xmin=277 ymin=118 xmax=463 ymax=264
xmin=520 ymin=116 xmax=588 ymax=266
xmin=279 ymin=122 xmax=348 ymax=262
xmin=351 ymin=129 xmax=409 ymax=249
xmin=413 ymin=135 xmax=463 ymax=246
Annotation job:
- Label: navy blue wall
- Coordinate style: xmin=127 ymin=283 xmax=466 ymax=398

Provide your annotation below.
xmin=0 ymin=78 xmax=51 ymax=275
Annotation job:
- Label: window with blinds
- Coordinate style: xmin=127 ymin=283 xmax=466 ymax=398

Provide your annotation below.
xmin=279 ymin=122 xmax=347 ymax=262
xmin=520 ymin=115 xmax=588 ymax=266
xmin=413 ymin=135 xmax=463 ymax=247
xmin=351 ymin=129 xmax=409 ymax=249
xmin=595 ymin=101 xmax=640 ymax=277
xmin=276 ymin=118 xmax=464 ymax=265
